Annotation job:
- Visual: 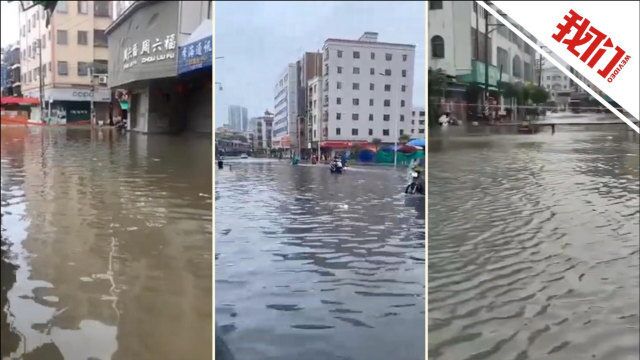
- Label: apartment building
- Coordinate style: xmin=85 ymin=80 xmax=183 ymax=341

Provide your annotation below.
xmin=3 ymin=43 xmax=21 ymax=96
xmin=428 ymin=1 xmax=536 ymax=112
xmin=19 ymin=0 xmax=113 ymax=123
xmin=321 ymin=32 xmax=415 ymax=146
xmin=272 ymin=63 xmax=298 ymax=151
xmin=307 ymin=76 xmax=323 ymax=151
xmin=247 ymin=110 xmax=274 ymax=152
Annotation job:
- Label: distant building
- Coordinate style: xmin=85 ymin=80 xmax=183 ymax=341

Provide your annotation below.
xmin=248 ymin=110 xmax=274 ymax=152
xmin=227 ymin=105 xmax=248 ymax=131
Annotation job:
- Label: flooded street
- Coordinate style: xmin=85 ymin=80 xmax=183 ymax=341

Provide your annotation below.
xmin=1 ymin=126 xmax=212 ymax=359
xmin=428 ymin=117 xmax=639 ymax=359
xmin=215 ymin=160 xmax=425 ymax=360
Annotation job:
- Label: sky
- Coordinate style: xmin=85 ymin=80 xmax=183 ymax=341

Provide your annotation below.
xmin=215 ymin=1 xmax=425 ymax=126
xmin=1 ymin=1 xmax=20 ymax=47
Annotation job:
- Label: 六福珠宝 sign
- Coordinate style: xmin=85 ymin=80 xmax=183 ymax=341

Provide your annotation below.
xmin=177 ymin=36 xmax=212 ymax=74
xmin=123 ymin=34 xmax=177 ymax=70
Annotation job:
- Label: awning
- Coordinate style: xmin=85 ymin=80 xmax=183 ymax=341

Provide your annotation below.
xmin=1 ymin=96 xmax=40 ymax=106
xmin=320 ymin=140 xmax=369 ymax=149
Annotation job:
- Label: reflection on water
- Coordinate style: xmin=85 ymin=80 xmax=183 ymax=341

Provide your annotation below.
xmin=216 ymin=160 xmax=425 ymax=360
xmin=1 ymin=126 xmax=212 ymax=359
xmin=429 ymin=123 xmax=639 ymax=359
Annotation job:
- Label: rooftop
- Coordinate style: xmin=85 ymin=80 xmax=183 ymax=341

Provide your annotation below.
xmin=325 ymin=32 xmax=415 ymax=49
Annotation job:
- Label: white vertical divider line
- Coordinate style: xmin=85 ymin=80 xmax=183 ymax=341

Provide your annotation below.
xmin=423 ymin=3 xmax=429 ymax=360
xmin=479 ymin=1 xmax=639 ymax=133
xmin=211 ymin=1 xmax=216 ymax=359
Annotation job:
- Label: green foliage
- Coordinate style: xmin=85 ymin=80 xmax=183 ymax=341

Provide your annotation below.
xmin=399 ymin=134 xmax=411 ymax=144
xmin=371 ymin=138 xmax=382 ymax=150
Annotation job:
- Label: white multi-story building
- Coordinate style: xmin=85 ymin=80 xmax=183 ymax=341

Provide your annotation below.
xmin=428 ymin=1 xmax=536 ymax=108
xmin=307 ymin=76 xmax=323 ymax=147
xmin=321 ymin=32 xmax=415 ymax=145
xmin=272 ymin=63 xmax=298 ymax=151
xmin=411 ymin=107 xmax=425 ymax=136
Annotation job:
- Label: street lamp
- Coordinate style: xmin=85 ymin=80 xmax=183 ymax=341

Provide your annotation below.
xmin=379 ymin=72 xmax=398 ymax=168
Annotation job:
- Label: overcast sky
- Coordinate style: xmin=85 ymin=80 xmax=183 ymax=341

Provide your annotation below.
xmin=1 ymin=1 xmax=20 ymax=47
xmin=215 ymin=1 xmax=425 ymax=125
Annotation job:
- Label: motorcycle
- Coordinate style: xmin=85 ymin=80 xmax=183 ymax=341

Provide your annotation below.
xmin=116 ymin=119 xmax=127 ymax=131
xmin=405 ymin=172 xmax=425 ymax=195
xmin=330 ymin=160 xmax=343 ymax=174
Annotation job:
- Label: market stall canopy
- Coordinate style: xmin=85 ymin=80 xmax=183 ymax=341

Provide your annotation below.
xmin=407 ymin=138 xmax=425 ymax=147
xmin=1 ymin=97 xmax=40 ymax=106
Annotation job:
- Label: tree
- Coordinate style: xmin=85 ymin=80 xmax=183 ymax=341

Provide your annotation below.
xmin=372 ymin=138 xmax=382 ymax=151
xmin=428 ymin=68 xmax=449 ymax=127
xmin=530 ymin=86 xmax=549 ymax=104
xmin=398 ymin=134 xmax=411 ymax=144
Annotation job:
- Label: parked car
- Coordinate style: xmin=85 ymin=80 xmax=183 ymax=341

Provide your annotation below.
xmin=240 ymin=153 xmax=248 ymax=159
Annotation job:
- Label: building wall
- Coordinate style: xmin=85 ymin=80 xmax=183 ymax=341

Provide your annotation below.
xmin=185 ymin=81 xmax=212 ymax=133
xmin=322 ymin=36 xmax=415 ymax=143
xmin=411 ymin=107 xmax=425 ymax=136
xmin=308 ymin=76 xmax=322 ymax=143
xmin=227 ymin=105 xmax=247 ymax=131
xmin=272 ymin=64 xmax=298 ymax=147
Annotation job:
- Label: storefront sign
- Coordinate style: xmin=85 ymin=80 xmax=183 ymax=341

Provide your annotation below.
xmin=123 ymin=34 xmax=177 ymax=70
xmin=177 ymin=36 xmax=213 ymax=74
xmin=25 ymin=88 xmax=111 ymax=102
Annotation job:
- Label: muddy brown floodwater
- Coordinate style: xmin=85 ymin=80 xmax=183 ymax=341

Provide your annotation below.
xmin=1 ymin=126 xmax=212 ymax=359
xmin=429 ymin=117 xmax=639 ymax=360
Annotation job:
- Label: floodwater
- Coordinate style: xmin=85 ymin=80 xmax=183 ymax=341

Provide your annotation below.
xmin=0 ymin=126 xmax=212 ymax=359
xmin=215 ymin=160 xmax=425 ymax=360
xmin=428 ymin=115 xmax=639 ymax=359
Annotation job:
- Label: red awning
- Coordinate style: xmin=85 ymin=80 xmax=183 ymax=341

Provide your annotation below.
xmin=0 ymin=97 xmax=40 ymax=106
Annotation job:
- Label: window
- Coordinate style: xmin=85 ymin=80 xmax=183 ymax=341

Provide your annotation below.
xmin=353 ymin=99 xmax=359 ymax=106
xmin=419 ymin=129 xmax=425 ymax=134
xmin=77 ymin=1 xmax=88 ymax=14
xmin=430 ymin=1 xmax=443 ymax=9
xmin=369 ymin=83 xmax=374 ymax=91
xmin=324 ymin=48 xmax=329 ymax=60
xmin=512 ymin=55 xmax=522 ymax=78
xmin=401 ymin=85 xmax=406 ymax=92
xmin=77 ymin=62 xmax=89 ymax=76
xmin=336 ymin=97 xmax=342 ymax=105
xmin=411 ymin=129 xmax=415 ymax=134
xmin=337 ymin=66 xmax=342 ymax=74
xmin=384 ymin=69 xmax=391 ymax=76
xmin=337 ymin=81 xmax=342 ymax=89
xmin=58 ymin=61 xmax=68 ymax=75
xmin=28 ymin=72 xmax=32 ymax=83
xmin=497 ymin=47 xmax=510 ymax=74
xmin=33 ymin=69 xmax=37 ymax=81
xmin=401 ymin=100 xmax=405 ymax=107
xmin=57 ymin=1 xmax=68 ymax=13
xmin=402 ymin=70 xmax=407 ymax=77
xmin=41 ymin=35 xmax=46 ymax=49
xmin=431 ymin=36 xmax=445 ymax=58
xmin=336 ymin=113 xmax=341 ymax=120
xmin=370 ymin=52 xmax=375 ymax=60
xmin=27 ymin=46 xmax=31 ymax=58
xmin=42 ymin=64 xmax=46 ymax=78
xmin=384 ymin=100 xmax=390 ymax=107
xmin=546 ymin=76 xmax=550 ymax=80
xmin=383 ymin=114 xmax=390 ymax=121
xmin=370 ymin=68 xmax=375 ymax=75
xmin=337 ymin=50 xmax=343 ymax=58
xmin=369 ymin=129 xmax=373 ymax=135
xmin=369 ymin=99 xmax=373 ymax=106
xmin=352 ymin=113 xmax=359 ymax=120
xmin=57 ymin=30 xmax=68 ymax=45
xmin=336 ymin=128 xmax=341 ymax=135
xmin=324 ymin=64 xmax=329 ymax=75
xmin=353 ymin=67 xmax=360 ymax=74
xmin=93 ymin=30 xmax=108 ymax=47
xmin=48 ymin=31 xmax=51 ymax=41
xmin=384 ymin=84 xmax=391 ymax=92
xmin=95 ymin=1 xmax=111 ymax=17
xmin=403 ymin=54 xmax=408 ymax=61
xmin=27 ymin=19 xmax=30 ymax=31
xmin=352 ymin=128 xmax=358 ymax=136
xmin=399 ymin=129 xmax=405 ymax=135
xmin=77 ymin=31 xmax=88 ymax=45
xmin=353 ymin=51 xmax=360 ymax=59
xmin=383 ymin=129 xmax=390 ymax=136
xmin=48 ymin=62 xmax=52 ymax=71
xmin=385 ymin=53 xmax=392 ymax=61
xmin=352 ymin=83 xmax=359 ymax=90
xmin=400 ymin=115 xmax=405 ymax=121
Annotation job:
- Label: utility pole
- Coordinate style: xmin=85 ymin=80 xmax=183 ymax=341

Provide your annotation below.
xmin=38 ymin=17 xmax=44 ymax=123
xmin=89 ymin=67 xmax=95 ymax=126
xmin=483 ymin=7 xmax=489 ymax=118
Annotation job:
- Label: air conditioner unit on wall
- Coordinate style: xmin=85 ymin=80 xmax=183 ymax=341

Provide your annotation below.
xmin=98 ymin=75 xmax=108 ymax=85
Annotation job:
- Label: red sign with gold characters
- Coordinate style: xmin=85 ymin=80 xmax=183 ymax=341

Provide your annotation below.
xmin=553 ymin=9 xmax=631 ymax=83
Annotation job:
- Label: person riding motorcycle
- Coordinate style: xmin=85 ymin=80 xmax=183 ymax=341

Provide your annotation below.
xmin=405 ymin=169 xmax=425 ymax=195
